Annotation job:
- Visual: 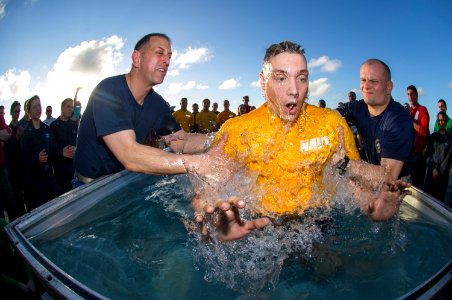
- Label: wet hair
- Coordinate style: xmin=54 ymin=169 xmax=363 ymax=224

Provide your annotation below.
xmin=27 ymin=95 xmax=40 ymax=112
xmin=362 ymin=59 xmax=391 ymax=81
xmin=438 ymin=111 xmax=447 ymax=120
xmin=61 ymin=98 xmax=73 ymax=109
xmin=263 ymin=41 xmax=305 ymax=64
xmin=10 ymin=101 xmax=20 ymax=115
xmin=438 ymin=99 xmax=447 ymax=109
xmin=407 ymin=85 xmax=418 ymax=95
xmin=134 ymin=33 xmax=171 ymax=52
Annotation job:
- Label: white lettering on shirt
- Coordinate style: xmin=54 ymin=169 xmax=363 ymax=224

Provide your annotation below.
xmin=300 ymin=136 xmax=330 ymax=152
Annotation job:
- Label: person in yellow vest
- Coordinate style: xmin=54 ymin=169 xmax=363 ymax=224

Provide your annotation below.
xmin=192 ymin=40 xmax=408 ymax=241
xmin=217 ymin=100 xmax=236 ymax=127
xmin=198 ymin=98 xmax=218 ymax=133
xmin=172 ymin=97 xmax=194 ymax=132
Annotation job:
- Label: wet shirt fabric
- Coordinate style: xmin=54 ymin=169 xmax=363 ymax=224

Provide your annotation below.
xmin=213 ymin=103 xmax=359 ymax=216
xmin=74 ymin=75 xmax=181 ymax=179
xmin=338 ymin=98 xmax=414 ymax=177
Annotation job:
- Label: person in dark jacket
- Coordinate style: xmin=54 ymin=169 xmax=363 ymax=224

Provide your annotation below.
xmin=423 ymin=111 xmax=452 ymax=203
xmin=21 ymin=95 xmax=61 ymax=211
xmin=50 ymin=98 xmax=78 ymax=193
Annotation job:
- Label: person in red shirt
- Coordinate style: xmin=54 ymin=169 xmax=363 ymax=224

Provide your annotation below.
xmin=408 ymin=84 xmax=430 ymax=187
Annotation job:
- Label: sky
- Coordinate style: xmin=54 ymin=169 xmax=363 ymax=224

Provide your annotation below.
xmin=1 ymin=0 xmax=451 ymax=131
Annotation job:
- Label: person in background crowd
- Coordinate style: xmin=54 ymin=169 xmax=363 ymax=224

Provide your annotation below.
xmin=42 ymin=105 xmax=56 ymax=126
xmin=408 ymin=84 xmax=430 ymax=188
xmin=423 ymin=111 xmax=452 ymax=204
xmin=197 ymin=98 xmax=218 ymax=133
xmin=318 ymin=99 xmax=326 ymax=108
xmin=217 ymin=99 xmax=236 ymax=126
xmin=18 ymin=100 xmax=31 ymax=128
xmin=433 ymin=99 xmax=452 ymax=135
xmin=348 ymin=91 xmax=356 ymax=102
xmin=0 ymin=105 xmax=17 ymax=221
xmin=20 ymin=95 xmax=61 ymax=210
xmin=4 ymin=101 xmax=26 ymax=217
xmin=172 ymin=97 xmax=194 ymax=132
xmin=212 ymin=102 xmax=220 ymax=115
xmin=238 ymin=104 xmax=247 ymax=116
xmin=403 ymin=102 xmax=410 ymax=110
xmin=190 ymin=103 xmax=200 ymax=133
xmin=237 ymin=95 xmax=252 ymax=115
xmin=50 ymin=98 xmax=78 ymax=194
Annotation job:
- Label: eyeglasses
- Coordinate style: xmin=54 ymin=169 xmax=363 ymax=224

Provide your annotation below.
xmin=13 ymin=110 xmax=20 ymax=113
xmin=46 ymin=110 xmax=52 ymax=112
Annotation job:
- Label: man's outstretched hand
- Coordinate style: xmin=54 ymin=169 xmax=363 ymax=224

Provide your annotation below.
xmin=193 ymin=196 xmax=270 ymax=241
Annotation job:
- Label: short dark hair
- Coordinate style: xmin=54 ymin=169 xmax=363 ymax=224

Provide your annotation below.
xmin=10 ymin=101 xmax=20 ymax=114
xmin=263 ymin=41 xmax=305 ymax=64
xmin=134 ymin=33 xmax=171 ymax=52
xmin=407 ymin=85 xmax=418 ymax=95
xmin=438 ymin=111 xmax=447 ymax=119
xmin=438 ymin=99 xmax=447 ymax=109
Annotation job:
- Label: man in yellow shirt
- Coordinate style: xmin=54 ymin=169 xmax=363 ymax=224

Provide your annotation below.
xmin=217 ymin=100 xmax=236 ymax=127
xmin=172 ymin=97 xmax=194 ymax=132
xmin=192 ymin=40 xmax=407 ymax=241
xmin=198 ymin=98 xmax=218 ymax=133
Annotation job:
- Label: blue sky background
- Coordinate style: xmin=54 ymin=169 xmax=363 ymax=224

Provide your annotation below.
xmin=0 ymin=0 xmax=451 ymax=131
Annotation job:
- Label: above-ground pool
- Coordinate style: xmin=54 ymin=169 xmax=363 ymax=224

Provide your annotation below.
xmin=5 ymin=170 xmax=452 ymax=299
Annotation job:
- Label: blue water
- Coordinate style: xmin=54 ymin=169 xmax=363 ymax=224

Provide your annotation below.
xmin=31 ymin=175 xmax=452 ymax=299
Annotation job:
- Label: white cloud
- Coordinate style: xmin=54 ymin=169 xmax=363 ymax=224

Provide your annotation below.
xmin=196 ymin=83 xmax=208 ymax=90
xmin=309 ymin=78 xmax=331 ymax=97
xmin=41 ymin=35 xmax=124 ymax=107
xmin=0 ymin=68 xmax=32 ymax=101
xmin=168 ymin=46 xmax=211 ymax=76
xmin=219 ymin=78 xmax=240 ymax=90
xmin=250 ymin=80 xmax=261 ymax=88
xmin=417 ymin=87 xmax=425 ymax=96
xmin=0 ymin=0 xmax=6 ymax=19
xmin=448 ymin=82 xmax=452 ymax=89
xmin=308 ymin=56 xmax=342 ymax=73
xmin=162 ymin=81 xmax=208 ymax=95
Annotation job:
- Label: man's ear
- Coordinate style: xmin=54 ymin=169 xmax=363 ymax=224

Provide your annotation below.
xmin=132 ymin=50 xmax=141 ymax=68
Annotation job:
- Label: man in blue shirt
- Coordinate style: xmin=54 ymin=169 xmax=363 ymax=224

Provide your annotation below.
xmin=337 ymin=58 xmax=414 ymax=181
xmin=74 ymin=33 xmax=223 ymax=186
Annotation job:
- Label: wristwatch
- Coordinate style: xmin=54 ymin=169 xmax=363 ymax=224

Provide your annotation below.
xmin=335 ymin=155 xmax=350 ymax=176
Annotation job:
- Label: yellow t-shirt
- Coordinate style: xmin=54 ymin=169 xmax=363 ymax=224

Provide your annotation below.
xmin=217 ymin=110 xmax=236 ymax=126
xmin=172 ymin=110 xmax=194 ymax=132
xmin=198 ymin=110 xmax=218 ymax=133
xmin=214 ymin=103 xmax=359 ymax=216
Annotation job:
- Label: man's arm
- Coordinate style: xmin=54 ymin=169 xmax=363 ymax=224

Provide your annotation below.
xmin=103 ymin=129 xmax=197 ymax=175
xmin=162 ymin=129 xmax=212 ymax=154
xmin=413 ymin=107 xmax=430 ymax=138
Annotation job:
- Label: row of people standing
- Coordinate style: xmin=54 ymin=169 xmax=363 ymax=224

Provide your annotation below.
xmin=172 ymin=96 xmax=255 ymax=134
xmin=0 ymin=95 xmax=78 ymax=221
